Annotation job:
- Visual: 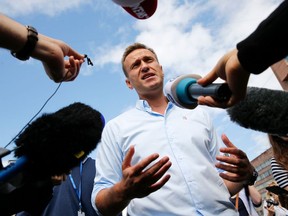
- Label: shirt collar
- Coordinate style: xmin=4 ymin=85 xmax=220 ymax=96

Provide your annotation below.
xmin=135 ymin=99 xmax=174 ymax=114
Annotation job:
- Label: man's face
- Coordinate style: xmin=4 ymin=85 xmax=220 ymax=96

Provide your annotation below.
xmin=124 ymin=48 xmax=164 ymax=97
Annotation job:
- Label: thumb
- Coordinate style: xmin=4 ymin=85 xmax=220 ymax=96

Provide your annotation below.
xmin=197 ymin=67 xmax=219 ymax=86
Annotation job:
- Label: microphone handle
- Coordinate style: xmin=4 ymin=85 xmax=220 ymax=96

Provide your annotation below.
xmin=188 ymin=83 xmax=231 ymax=101
xmin=0 ymin=156 xmax=28 ymax=182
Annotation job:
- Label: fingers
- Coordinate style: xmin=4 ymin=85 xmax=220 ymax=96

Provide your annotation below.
xmin=197 ymin=69 xmax=219 ymax=87
xmin=216 ymin=153 xmax=250 ymax=183
xmin=218 ymin=172 xmax=246 ymax=182
xmin=134 ymin=156 xmax=171 ymax=196
xmin=66 ymin=45 xmax=85 ymax=60
xmin=62 ymin=56 xmax=84 ymax=81
xmin=197 ymin=50 xmax=234 ymax=86
xmin=215 ymin=134 xmax=253 ymax=183
xmin=141 ymin=156 xmax=171 ymax=182
xmin=53 ymin=38 xmax=85 ymax=61
xmin=197 ymin=95 xmax=235 ymax=108
xmin=197 ymin=49 xmax=249 ymax=108
xmin=122 ymin=145 xmax=135 ymax=170
xmin=39 ymin=36 xmax=85 ymax=82
xmin=149 ymin=174 xmax=171 ymax=193
xmin=132 ymin=153 xmax=163 ymax=176
xmin=221 ymin=134 xmax=235 ymax=148
xmin=217 ymin=134 xmax=248 ymax=162
xmin=121 ymin=147 xmax=172 ymax=199
xmin=148 ymin=163 xmax=171 ymax=193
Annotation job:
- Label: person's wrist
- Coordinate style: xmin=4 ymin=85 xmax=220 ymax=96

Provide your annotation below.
xmin=11 ymin=26 xmax=38 ymax=61
xmin=245 ymin=167 xmax=258 ymax=186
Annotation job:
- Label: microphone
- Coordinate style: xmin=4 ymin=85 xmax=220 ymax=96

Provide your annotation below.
xmin=112 ymin=0 xmax=157 ymax=19
xmin=13 ymin=102 xmax=105 ymax=179
xmin=0 ymin=102 xmax=105 ymax=215
xmin=164 ymin=74 xmax=232 ymax=109
xmin=0 ymin=102 xmax=104 ymax=181
xmin=227 ymin=87 xmax=288 ymax=136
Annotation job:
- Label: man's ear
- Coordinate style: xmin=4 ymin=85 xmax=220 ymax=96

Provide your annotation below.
xmin=125 ymin=79 xmax=133 ymax=90
xmin=160 ymin=65 xmax=164 ymax=78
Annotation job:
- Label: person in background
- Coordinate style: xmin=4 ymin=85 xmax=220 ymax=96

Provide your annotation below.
xmin=271 ymin=156 xmax=288 ymax=190
xmin=230 ymin=185 xmax=262 ymax=216
xmin=16 ymin=157 xmax=119 ymax=216
xmin=270 ymin=135 xmax=288 ymax=173
xmin=91 ymin=42 xmax=258 ymax=216
xmin=0 ymin=13 xmax=85 ymax=82
xmin=226 ymin=86 xmax=288 ymax=208
xmin=41 ymin=157 xmax=99 ymax=216
xmin=263 ymin=181 xmax=288 ymax=216
xmin=270 ymin=135 xmax=288 ymax=213
xmin=197 ymin=0 xmax=288 ymax=108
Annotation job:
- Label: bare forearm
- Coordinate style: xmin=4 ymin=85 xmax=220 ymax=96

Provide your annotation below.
xmin=224 ymin=180 xmax=245 ymax=196
xmin=96 ymin=183 xmax=130 ymax=216
xmin=0 ymin=13 xmax=28 ymax=51
xmin=0 ymin=13 xmax=63 ymax=69
xmin=248 ymin=186 xmax=262 ymax=205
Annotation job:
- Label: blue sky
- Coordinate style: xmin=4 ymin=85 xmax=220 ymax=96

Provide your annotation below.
xmin=0 ymin=0 xmax=284 ymax=162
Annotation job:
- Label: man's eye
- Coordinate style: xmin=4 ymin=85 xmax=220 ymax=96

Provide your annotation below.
xmin=131 ymin=63 xmax=140 ymax=69
xmin=144 ymin=58 xmax=153 ymax=63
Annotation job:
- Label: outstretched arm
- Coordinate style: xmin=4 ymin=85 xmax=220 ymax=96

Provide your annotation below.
xmin=197 ymin=0 xmax=288 ymax=108
xmin=0 ymin=13 xmax=85 ymax=82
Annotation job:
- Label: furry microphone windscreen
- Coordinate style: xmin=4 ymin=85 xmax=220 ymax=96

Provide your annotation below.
xmin=13 ymin=102 xmax=105 ymax=178
xmin=227 ymin=87 xmax=288 ymax=136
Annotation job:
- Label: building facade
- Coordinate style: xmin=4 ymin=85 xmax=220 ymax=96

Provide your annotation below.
xmin=250 ymin=57 xmax=288 ymax=215
xmin=271 ymin=57 xmax=288 ymax=90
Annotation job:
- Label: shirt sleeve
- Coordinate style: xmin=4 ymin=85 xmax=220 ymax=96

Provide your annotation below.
xmin=271 ymin=157 xmax=288 ymax=189
xmin=236 ymin=0 xmax=288 ymax=74
xmin=91 ymin=121 xmax=124 ymax=214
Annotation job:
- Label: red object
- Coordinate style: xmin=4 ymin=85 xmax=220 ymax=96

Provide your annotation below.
xmin=122 ymin=0 xmax=158 ymax=19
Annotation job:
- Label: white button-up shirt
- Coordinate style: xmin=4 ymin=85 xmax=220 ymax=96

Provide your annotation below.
xmin=92 ymin=100 xmax=238 ymax=216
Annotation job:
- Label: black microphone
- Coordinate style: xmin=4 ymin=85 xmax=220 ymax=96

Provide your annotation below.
xmin=14 ymin=102 xmax=105 ymax=179
xmin=227 ymin=87 xmax=288 ymax=136
xmin=164 ymin=74 xmax=231 ymax=109
xmin=0 ymin=102 xmax=105 ymax=215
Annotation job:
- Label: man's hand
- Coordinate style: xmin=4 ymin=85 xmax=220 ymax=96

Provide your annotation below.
xmin=215 ymin=134 xmax=254 ymax=184
xmin=95 ymin=146 xmax=172 ymax=216
xmin=119 ymin=145 xmax=172 ymax=200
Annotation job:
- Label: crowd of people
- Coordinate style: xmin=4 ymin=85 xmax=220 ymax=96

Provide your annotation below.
xmin=1 ymin=0 xmax=288 ymax=215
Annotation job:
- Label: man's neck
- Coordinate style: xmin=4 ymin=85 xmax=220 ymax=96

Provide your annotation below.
xmin=142 ymin=94 xmax=168 ymax=115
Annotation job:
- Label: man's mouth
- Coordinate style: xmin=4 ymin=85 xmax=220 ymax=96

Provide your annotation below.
xmin=142 ymin=73 xmax=155 ymax=80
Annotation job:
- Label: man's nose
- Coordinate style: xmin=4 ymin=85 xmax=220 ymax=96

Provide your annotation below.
xmin=141 ymin=62 xmax=149 ymax=72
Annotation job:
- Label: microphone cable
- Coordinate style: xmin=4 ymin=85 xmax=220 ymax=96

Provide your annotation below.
xmin=3 ymin=55 xmax=94 ymax=152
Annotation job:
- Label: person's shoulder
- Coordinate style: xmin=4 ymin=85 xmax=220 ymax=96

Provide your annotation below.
xmin=85 ymin=157 xmax=95 ymax=163
xmin=104 ymin=107 xmax=137 ymax=128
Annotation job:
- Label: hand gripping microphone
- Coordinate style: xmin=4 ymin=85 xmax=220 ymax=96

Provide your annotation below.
xmin=164 ymin=74 xmax=232 ymax=109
